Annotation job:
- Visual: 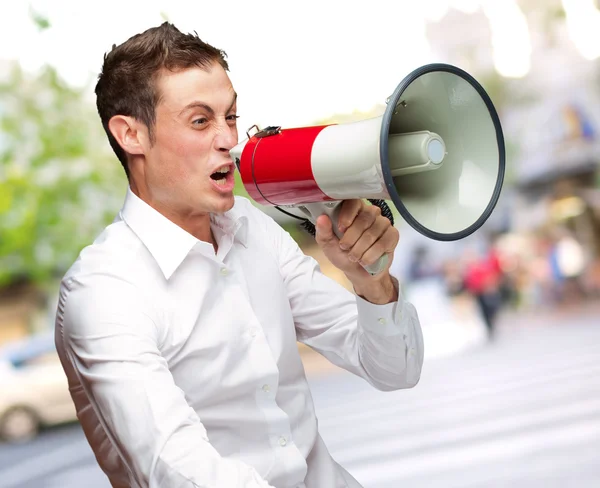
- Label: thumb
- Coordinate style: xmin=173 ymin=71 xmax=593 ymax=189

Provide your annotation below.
xmin=315 ymin=215 xmax=338 ymax=246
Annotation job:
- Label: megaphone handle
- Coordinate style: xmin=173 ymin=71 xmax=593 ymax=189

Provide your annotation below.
xmin=297 ymin=202 xmax=389 ymax=276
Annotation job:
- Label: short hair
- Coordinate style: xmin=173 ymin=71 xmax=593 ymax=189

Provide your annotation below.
xmin=95 ymin=22 xmax=229 ymax=177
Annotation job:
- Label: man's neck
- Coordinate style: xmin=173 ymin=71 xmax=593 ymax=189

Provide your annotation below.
xmin=129 ymin=184 xmax=217 ymax=251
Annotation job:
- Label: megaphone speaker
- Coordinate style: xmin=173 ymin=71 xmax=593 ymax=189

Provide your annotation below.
xmin=230 ymin=63 xmax=505 ymax=275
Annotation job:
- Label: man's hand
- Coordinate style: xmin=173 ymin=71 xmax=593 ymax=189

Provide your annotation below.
xmin=315 ymin=199 xmax=399 ymax=304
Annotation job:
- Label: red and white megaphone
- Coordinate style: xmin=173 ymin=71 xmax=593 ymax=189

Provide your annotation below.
xmin=230 ymin=64 xmax=505 ymax=275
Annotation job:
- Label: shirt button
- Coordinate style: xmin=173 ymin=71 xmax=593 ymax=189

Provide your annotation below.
xmin=262 ymin=384 xmax=270 ymax=393
xmin=378 ymin=317 xmax=387 ymax=325
xmin=220 ymin=268 xmax=229 ymax=276
xmin=279 ymin=436 xmax=287 ymax=447
xmin=249 ymin=328 xmax=258 ymax=338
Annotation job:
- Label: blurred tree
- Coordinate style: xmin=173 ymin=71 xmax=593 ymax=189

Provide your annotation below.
xmin=0 ymin=62 xmax=124 ymax=288
xmin=29 ymin=8 xmax=51 ymax=31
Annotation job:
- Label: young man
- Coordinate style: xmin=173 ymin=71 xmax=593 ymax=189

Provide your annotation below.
xmin=55 ymin=22 xmax=424 ymax=488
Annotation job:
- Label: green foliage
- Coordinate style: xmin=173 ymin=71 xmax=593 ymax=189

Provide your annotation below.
xmin=232 ymin=168 xmax=249 ymax=199
xmin=0 ymin=63 xmax=124 ymax=287
xmin=29 ymin=7 xmax=51 ymax=32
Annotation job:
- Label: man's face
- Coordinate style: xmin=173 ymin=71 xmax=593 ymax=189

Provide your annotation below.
xmin=142 ymin=63 xmax=239 ymax=217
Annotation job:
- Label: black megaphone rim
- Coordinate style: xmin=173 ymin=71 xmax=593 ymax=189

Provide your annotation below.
xmin=380 ymin=63 xmax=506 ymax=241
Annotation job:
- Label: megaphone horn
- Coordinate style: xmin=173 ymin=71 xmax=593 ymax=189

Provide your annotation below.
xmin=230 ymin=63 xmax=506 ymax=275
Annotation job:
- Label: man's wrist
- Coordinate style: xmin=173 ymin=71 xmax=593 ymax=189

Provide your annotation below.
xmin=349 ymin=271 xmax=399 ymax=305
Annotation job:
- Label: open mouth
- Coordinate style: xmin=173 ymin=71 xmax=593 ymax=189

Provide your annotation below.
xmin=210 ymin=166 xmax=231 ymax=185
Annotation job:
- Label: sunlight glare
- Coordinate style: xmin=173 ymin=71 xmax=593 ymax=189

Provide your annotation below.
xmin=562 ymin=0 xmax=600 ymax=60
xmin=481 ymin=0 xmax=531 ymax=78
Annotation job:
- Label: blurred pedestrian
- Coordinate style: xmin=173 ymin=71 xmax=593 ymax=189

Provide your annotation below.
xmin=549 ymin=229 xmax=587 ymax=304
xmin=408 ymin=245 xmax=439 ymax=282
xmin=463 ymin=247 xmax=503 ymax=340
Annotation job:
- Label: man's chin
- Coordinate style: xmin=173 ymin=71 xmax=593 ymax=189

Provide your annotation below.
xmin=212 ymin=194 xmax=236 ymax=214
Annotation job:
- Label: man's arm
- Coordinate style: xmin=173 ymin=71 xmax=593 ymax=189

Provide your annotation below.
xmin=57 ymin=276 xmax=274 ymax=488
xmin=251 ymin=203 xmax=424 ymax=391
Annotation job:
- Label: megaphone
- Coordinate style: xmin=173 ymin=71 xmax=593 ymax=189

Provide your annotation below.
xmin=230 ymin=63 xmax=505 ymax=275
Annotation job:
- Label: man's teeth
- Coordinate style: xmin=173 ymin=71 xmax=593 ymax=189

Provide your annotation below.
xmin=211 ymin=166 xmax=230 ymax=185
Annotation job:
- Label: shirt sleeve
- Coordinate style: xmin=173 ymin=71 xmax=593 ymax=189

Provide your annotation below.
xmin=57 ymin=276 xmax=274 ymax=488
xmin=255 ymin=208 xmax=424 ymax=391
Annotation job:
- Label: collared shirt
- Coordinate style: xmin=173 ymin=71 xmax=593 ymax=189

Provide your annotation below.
xmin=55 ymin=188 xmax=424 ymax=488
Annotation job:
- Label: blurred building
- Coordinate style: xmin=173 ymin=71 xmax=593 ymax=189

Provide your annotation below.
xmin=426 ymin=0 xmax=600 ymax=264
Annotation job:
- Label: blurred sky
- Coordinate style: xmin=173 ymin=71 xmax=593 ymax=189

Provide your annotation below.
xmin=0 ymin=0 xmax=501 ymax=133
xmin=0 ymin=0 xmax=599 ymax=133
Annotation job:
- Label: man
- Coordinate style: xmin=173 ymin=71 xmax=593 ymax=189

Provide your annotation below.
xmin=55 ymin=22 xmax=424 ymax=488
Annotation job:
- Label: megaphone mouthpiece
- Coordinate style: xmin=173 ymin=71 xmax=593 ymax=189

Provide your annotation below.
xmin=388 ymin=131 xmax=447 ymax=177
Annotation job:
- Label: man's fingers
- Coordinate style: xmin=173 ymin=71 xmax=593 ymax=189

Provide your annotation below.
xmin=337 ymin=200 xmax=363 ymax=232
xmin=359 ymin=227 xmax=399 ymax=267
xmin=315 ymin=215 xmax=337 ymax=245
xmin=338 ymin=204 xmax=380 ymax=251
xmin=346 ymin=215 xmax=390 ymax=263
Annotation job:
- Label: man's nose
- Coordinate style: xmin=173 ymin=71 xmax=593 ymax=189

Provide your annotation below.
xmin=215 ymin=121 xmax=237 ymax=154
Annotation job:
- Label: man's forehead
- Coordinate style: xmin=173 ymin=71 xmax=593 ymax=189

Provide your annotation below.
xmin=156 ymin=65 xmax=235 ymax=109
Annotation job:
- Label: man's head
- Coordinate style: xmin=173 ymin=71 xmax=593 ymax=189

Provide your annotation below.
xmin=96 ymin=22 xmax=239 ymax=219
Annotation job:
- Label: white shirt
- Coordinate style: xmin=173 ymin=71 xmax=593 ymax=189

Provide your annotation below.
xmin=55 ymin=188 xmax=424 ymax=488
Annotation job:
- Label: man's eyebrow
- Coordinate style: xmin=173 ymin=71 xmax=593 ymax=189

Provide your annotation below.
xmin=180 ymin=102 xmax=214 ymax=116
xmin=180 ymin=92 xmax=237 ymax=116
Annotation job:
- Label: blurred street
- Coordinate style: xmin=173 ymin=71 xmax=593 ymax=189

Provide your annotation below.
xmin=1 ymin=302 xmax=598 ymax=488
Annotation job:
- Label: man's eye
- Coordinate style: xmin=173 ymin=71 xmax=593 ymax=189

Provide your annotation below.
xmin=226 ymin=115 xmax=240 ymax=122
xmin=192 ymin=118 xmax=208 ymax=126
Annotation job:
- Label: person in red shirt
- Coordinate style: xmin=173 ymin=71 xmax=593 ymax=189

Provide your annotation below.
xmin=463 ymin=247 xmax=503 ymax=340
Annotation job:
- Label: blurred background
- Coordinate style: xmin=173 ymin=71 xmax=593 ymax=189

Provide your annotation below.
xmin=1 ymin=0 xmax=599 ymax=487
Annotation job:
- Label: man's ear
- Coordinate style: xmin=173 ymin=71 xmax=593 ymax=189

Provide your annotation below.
xmin=108 ymin=115 xmax=148 ymax=156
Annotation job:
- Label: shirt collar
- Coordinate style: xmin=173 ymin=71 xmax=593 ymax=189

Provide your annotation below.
xmin=120 ymin=188 xmax=248 ymax=280
xmin=210 ymin=204 xmax=249 ymax=249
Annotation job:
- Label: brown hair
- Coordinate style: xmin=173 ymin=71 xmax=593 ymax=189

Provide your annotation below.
xmin=95 ymin=22 xmax=229 ymax=177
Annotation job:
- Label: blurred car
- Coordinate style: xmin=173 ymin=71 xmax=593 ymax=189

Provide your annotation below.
xmin=0 ymin=332 xmax=76 ymax=443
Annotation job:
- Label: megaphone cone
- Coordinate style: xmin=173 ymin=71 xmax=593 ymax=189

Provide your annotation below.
xmin=230 ymin=64 xmax=505 ymax=273
xmin=382 ymin=64 xmax=505 ymax=241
